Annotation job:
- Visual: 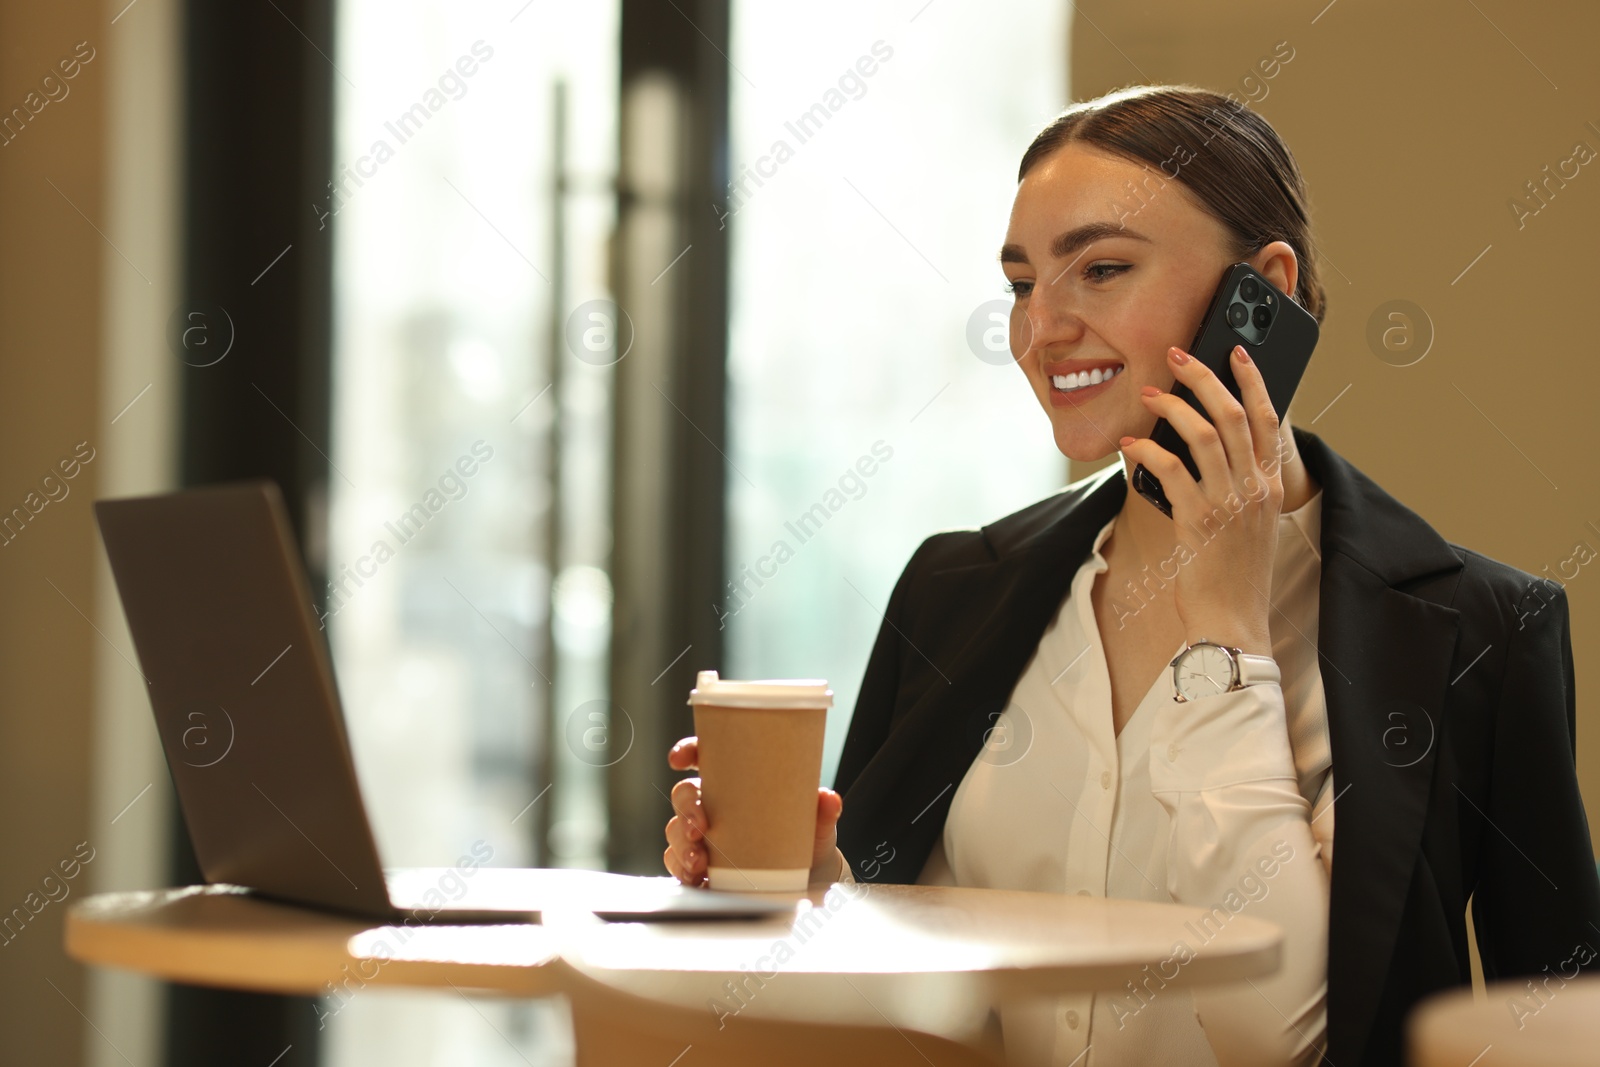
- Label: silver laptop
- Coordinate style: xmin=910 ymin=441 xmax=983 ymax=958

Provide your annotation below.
xmin=95 ymin=480 xmax=792 ymax=923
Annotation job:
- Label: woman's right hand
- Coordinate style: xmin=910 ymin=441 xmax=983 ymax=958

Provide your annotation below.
xmin=663 ymin=735 xmax=847 ymax=887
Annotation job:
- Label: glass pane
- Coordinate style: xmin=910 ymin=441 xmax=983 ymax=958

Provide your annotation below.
xmin=326 ymin=2 xmax=617 ymax=1062
xmin=726 ymin=3 xmax=1069 ymax=783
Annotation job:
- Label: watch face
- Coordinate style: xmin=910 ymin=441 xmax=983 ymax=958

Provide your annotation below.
xmin=1176 ymin=644 xmax=1234 ymax=699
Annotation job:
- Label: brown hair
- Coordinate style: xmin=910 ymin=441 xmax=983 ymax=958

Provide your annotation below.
xmin=1019 ymin=85 xmax=1327 ymax=325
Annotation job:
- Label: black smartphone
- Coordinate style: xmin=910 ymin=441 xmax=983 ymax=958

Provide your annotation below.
xmin=1131 ymin=262 xmax=1319 ymax=518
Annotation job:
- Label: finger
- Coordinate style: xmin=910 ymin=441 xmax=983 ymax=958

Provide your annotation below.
xmin=688 ymin=837 xmax=708 ymax=879
xmin=1164 ymin=346 xmax=1254 ymax=483
xmin=665 ymin=837 xmax=707 ymax=884
xmin=815 ymin=788 xmax=842 ymax=837
xmin=813 ymin=791 xmax=841 ymax=860
xmin=1120 ymin=434 xmax=1211 ymax=518
xmin=816 ymin=788 xmax=843 ymax=827
xmin=1138 ymin=385 xmax=1232 ymax=493
xmin=808 ymin=789 xmax=843 ymax=882
xmin=663 ymin=844 xmax=703 ymax=886
xmin=665 ymin=814 xmax=697 ymax=853
xmin=667 ymin=737 xmax=699 ymax=771
xmin=663 ymin=845 xmax=687 ymax=883
xmin=1229 ymin=346 xmax=1285 ymax=476
xmin=669 ymin=777 xmax=704 ymax=837
xmin=684 ymin=834 xmax=708 ymax=882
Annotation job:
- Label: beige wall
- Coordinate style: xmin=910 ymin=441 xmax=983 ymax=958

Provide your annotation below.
xmin=0 ymin=2 xmax=108 ymax=1062
xmin=1068 ymin=0 xmax=1600 ymax=854
xmin=0 ymin=1 xmax=177 ymax=1064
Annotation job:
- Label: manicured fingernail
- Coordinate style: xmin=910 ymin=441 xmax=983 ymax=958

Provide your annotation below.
xmin=1140 ymin=385 xmax=1161 ymax=397
xmin=1233 ymin=345 xmax=1251 ymax=364
xmin=1119 ymin=436 xmax=1136 ymax=447
xmin=1168 ymin=347 xmax=1191 ymax=365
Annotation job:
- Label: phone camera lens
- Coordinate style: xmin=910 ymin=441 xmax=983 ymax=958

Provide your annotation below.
xmin=1227 ymin=302 xmax=1249 ymax=328
xmin=1253 ymin=304 xmax=1273 ymax=329
xmin=1238 ymin=277 xmax=1260 ymax=302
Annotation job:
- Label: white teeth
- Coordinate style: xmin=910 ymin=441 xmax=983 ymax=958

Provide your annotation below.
xmin=1052 ymin=365 xmax=1121 ymax=392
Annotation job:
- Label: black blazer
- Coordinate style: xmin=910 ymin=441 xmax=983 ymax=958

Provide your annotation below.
xmin=834 ymin=425 xmax=1600 ymax=1066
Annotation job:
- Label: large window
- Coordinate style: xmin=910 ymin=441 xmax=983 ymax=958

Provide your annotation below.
xmin=320 ymin=2 xmax=1067 ymax=1058
xmin=725 ymin=2 xmax=1071 ymax=783
xmin=326 ymin=2 xmax=616 ymax=1063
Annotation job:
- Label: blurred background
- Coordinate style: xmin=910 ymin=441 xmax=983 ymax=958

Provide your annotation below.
xmin=2 ymin=0 xmax=1596 ymax=1063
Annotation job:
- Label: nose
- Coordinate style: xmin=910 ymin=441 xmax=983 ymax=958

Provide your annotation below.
xmin=1014 ymin=278 xmax=1087 ymax=361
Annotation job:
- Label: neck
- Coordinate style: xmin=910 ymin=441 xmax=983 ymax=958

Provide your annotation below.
xmin=1107 ymin=417 xmax=1317 ymax=570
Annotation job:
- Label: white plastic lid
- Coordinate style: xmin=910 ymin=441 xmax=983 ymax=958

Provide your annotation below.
xmin=687 ymin=670 xmax=833 ymax=709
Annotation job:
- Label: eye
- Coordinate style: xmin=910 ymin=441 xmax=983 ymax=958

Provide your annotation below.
xmin=1085 ymin=262 xmax=1130 ymax=282
xmin=1004 ymin=279 xmax=1034 ymax=297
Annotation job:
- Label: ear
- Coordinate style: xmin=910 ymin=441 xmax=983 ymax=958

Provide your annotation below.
xmin=1249 ymin=240 xmax=1299 ymax=302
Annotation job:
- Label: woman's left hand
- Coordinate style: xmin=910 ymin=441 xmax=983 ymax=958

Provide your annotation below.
xmin=1118 ymin=344 xmax=1284 ymax=657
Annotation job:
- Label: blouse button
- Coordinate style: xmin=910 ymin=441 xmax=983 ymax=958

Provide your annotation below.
xmin=1167 ymin=742 xmax=1179 ymax=762
xmin=1100 ymin=770 xmax=1112 ymax=789
xmin=1075 ymin=888 xmax=1090 ymax=897
xmin=1065 ymin=1009 xmax=1081 ymax=1029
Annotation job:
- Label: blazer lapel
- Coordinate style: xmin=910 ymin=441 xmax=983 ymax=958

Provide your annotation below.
xmin=1293 ymin=427 xmax=1464 ymax=1065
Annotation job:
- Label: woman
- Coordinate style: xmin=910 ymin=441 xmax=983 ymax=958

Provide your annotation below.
xmin=664 ymin=85 xmax=1600 ymax=1066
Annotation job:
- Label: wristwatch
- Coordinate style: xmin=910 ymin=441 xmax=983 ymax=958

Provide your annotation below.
xmin=1170 ymin=640 xmax=1280 ymax=702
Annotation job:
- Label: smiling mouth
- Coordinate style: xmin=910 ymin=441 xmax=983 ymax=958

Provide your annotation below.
xmin=1050 ymin=365 xmax=1125 ymax=393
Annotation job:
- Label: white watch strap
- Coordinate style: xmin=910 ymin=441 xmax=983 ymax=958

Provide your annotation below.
xmin=1235 ymin=651 xmax=1280 ymax=688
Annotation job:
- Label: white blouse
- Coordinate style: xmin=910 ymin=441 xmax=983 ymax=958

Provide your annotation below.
xmin=845 ymin=486 xmax=1333 ymax=1066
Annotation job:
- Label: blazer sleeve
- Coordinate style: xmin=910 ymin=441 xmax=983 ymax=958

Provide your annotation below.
xmin=1470 ymin=580 xmax=1600 ymax=977
xmin=831 ymin=536 xmax=931 ymax=799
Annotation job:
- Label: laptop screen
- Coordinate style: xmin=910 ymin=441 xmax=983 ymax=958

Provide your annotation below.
xmin=96 ymin=481 xmax=393 ymax=918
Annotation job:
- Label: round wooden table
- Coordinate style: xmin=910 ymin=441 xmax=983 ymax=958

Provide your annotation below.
xmin=68 ymin=873 xmax=1283 ymax=1066
xmin=1408 ymin=973 xmax=1600 ymax=1067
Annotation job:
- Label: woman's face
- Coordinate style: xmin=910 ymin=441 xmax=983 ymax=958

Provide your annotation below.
xmin=1000 ymin=142 xmax=1292 ymax=464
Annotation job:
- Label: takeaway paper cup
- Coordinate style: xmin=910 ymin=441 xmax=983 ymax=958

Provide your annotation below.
xmin=688 ymin=670 xmax=832 ymax=892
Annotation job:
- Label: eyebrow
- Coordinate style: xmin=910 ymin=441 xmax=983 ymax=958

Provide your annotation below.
xmin=998 ymin=222 xmax=1153 ymax=264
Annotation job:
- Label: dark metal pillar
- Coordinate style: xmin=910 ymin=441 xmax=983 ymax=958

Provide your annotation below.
xmin=608 ymin=0 xmax=731 ymax=874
